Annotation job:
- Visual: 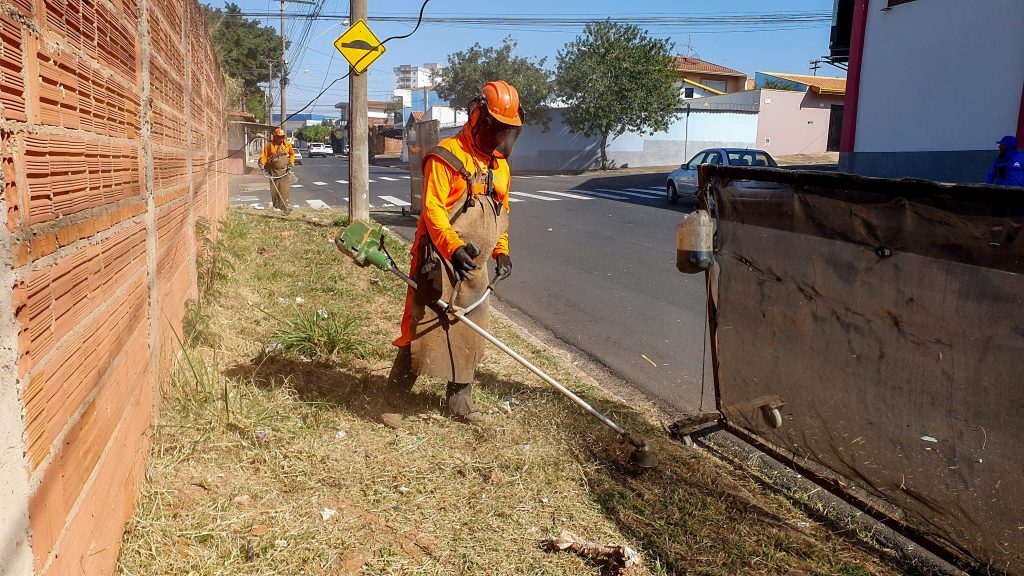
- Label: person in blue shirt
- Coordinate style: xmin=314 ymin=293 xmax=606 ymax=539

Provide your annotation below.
xmin=985 ymin=135 xmax=1024 ymax=186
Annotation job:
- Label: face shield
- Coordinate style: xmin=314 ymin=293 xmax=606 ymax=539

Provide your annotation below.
xmin=471 ymin=103 xmax=525 ymax=159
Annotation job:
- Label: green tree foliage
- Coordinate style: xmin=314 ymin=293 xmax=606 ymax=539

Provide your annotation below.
xmin=435 ymin=37 xmax=552 ymax=128
xmin=244 ymin=92 xmax=268 ymax=123
xmin=294 ymin=124 xmax=332 ymax=143
xmin=555 ymin=20 xmax=679 ymax=170
xmin=761 ymin=78 xmax=800 ymax=91
xmin=385 ymin=96 xmax=404 ymax=124
xmin=202 ymin=2 xmax=283 ymax=118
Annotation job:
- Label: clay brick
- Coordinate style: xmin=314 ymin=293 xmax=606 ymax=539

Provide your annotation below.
xmin=29 ymin=231 xmax=57 ymax=259
xmin=14 ymin=241 xmax=29 ymax=267
xmin=23 ymin=135 xmax=141 ymax=225
xmin=0 ymin=13 xmax=27 ymax=122
xmin=56 ymin=223 xmax=79 ymax=246
xmin=2 ymin=129 xmax=19 ymax=230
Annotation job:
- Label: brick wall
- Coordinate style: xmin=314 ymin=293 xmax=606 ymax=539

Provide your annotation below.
xmin=0 ymin=0 xmax=227 ymax=574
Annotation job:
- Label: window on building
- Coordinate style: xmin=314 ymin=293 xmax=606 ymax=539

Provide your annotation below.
xmin=684 ymin=87 xmax=695 ymax=99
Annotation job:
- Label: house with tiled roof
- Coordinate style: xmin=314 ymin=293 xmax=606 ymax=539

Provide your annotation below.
xmin=756 ymin=72 xmax=846 ymax=96
xmin=673 ymin=70 xmax=847 ymax=157
xmin=674 ymin=56 xmax=748 ymax=100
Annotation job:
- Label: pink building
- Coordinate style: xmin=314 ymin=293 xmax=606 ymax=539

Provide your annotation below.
xmin=754 ymin=73 xmax=847 ymax=156
xmin=686 ymin=73 xmax=847 ymax=157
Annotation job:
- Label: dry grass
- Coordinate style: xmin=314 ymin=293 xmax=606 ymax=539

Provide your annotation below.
xmin=117 ymin=208 xmax=910 ymax=576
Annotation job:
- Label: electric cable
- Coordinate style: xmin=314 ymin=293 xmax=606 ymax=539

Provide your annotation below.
xmin=197 ymin=0 xmax=433 ymax=167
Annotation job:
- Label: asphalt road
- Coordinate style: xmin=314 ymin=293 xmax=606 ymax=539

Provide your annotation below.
xmin=233 ymin=155 xmax=712 ymax=415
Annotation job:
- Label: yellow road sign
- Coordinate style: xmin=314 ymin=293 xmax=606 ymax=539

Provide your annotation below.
xmin=333 ymin=20 xmax=386 ymax=75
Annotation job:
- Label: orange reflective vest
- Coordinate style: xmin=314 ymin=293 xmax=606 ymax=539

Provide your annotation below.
xmin=260 ymin=140 xmax=295 ymax=166
xmin=414 ymin=129 xmax=510 ymax=260
xmin=394 ymin=128 xmax=511 ymax=347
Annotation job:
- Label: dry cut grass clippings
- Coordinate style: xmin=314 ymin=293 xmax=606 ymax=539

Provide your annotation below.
xmin=117 ymin=208 xmax=914 ymax=576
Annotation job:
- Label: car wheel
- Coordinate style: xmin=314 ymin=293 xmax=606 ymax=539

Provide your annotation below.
xmin=667 ymin=181 xmax=679 ymax=205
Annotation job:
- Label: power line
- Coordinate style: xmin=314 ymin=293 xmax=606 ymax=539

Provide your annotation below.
xmin=229 ymin=12 xmax=833 ymax=31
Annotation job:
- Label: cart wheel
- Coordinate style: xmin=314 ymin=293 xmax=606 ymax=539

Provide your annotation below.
xmin=682 ymin=435 xmax=694 ymax=448
xmin=762 ymin=407 xmax=783 ymax=429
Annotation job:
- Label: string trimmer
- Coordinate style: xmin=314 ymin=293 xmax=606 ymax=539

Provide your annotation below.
xmin=335 ymin=220 xmax=658 ymax=469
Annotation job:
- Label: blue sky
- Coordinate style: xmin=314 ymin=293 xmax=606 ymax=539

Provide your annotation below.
xmin=220 ymin=0 xmax=841 ymax=117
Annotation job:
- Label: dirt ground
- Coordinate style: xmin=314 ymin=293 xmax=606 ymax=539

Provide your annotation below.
xmin=117 ymin=208 xmax=912 ymax=575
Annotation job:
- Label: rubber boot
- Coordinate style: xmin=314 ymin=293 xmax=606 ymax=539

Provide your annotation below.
xmin=380 ymin=346 xmax=416 ymax=428
xmin=445 ymin=382 xmax=485 ymax=424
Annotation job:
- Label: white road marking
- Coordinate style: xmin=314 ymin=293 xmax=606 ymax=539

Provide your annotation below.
xmin=510 ymin=191 xmax=559 ymax=201
xmin=313 ymin=181 xmax=328 ymax=186
xmin=595 ymin=188 xmax=657 ymax=199
xmin=624 ymin=188 xmax=663 ymax=196
xmin=401 ymin=175 xmax=411 ymax=179
xmin=292 ymin=184 xmax=303 ymax=188
xmin=335 ymin=179 xmax=348 ymax=184
xmin=645 ymin=186 xmax=665 ymax=192
xmin=378 ymin=176 xmax=399 ymax=182
xmin=508 ymin=197 xmax=524 ymax=202
xmin=535 ymin=190 xmax=593 ymax=200
xmin=236 ymin=195 xmax=260 ymax=201
xmin=514 ymin=175 xmax=533 ymax=179
xmin=379 ymin=195 xmax=411 ymax=206
xmin=306 ymin=199 xmax=330 ymax=210
xmin=571 ymin=189 xmax=629 ymax=200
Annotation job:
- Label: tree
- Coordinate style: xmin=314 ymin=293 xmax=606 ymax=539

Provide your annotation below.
xmin=761 ymin=78 xmax=799 ymax=91
xmin=555 ymin=20 xmax=679 ymax=170
xmin=434 ymin=38 xmax=553 ymax=128
xmin=202 ymin=2 xmax=283 ymax=118
xmin=294 ymin=124 xmax=332 ymax=143
xmin=385 ymin=96 xmax=404 ymax=124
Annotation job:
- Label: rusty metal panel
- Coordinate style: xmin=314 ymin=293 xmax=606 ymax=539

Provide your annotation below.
xmin=406 ymin=120 xmax=438 ymax=215
xmin=704 ymin=165 xmax=1024 ymax=573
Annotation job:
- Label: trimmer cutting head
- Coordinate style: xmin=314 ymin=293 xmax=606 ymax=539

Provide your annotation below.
xmin=631 ymin=443 xmax=658 ymax=469
xmin=335 ymin=220 xmax=392 ymax=271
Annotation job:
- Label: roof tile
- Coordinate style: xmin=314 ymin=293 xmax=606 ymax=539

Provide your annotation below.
xmin=761 ymin=72 xmax=846 ymax=95
xmin=674 ymin=56 xmax=746 ymax=77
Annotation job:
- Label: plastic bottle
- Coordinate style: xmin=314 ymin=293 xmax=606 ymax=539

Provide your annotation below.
xmin=675 ymin=209 xmax=714 ymax=273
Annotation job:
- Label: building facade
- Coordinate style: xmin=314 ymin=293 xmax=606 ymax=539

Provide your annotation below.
xmin=393 ymin=63 xmax=442 ymax=90
xmin=675 ymin=56 xmax=748 ymax=100
xmin=836 ymin=0 xmax=1024 ymax=182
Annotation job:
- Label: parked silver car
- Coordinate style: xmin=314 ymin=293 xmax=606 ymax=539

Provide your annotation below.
xmin=666 ymin=148 xmax=777 ymax=204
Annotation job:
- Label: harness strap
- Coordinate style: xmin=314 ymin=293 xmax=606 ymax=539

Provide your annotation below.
xmin=425 ymin=145 xmax=479 ymax=223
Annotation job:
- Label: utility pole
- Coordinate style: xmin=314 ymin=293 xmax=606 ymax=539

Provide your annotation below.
xmin=266 ymin=60 xmax=274 ymax=125
xmin=348 ymin=0 xmax=369 ymax=221
xmin=809 ymin=59 xmax=823 ymax=76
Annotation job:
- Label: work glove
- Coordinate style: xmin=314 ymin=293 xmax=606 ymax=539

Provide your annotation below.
xmin=494 ymin=253 xmax=512 ymax=281
xmin=450 ymin=243 xmax=479 ymax=281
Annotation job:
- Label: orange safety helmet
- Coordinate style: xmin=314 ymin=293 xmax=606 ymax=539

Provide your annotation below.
xmin=273 ymin=127 xmax=286 ymax=139
xmin=481 ymin=80 xmax=523 ymax=127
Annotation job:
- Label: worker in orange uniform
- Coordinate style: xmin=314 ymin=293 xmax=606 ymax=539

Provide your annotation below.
xmin=383 ymin=81 xmax=523 ymax=425
xmin=259 ymin=127 xmax=295 ymax=212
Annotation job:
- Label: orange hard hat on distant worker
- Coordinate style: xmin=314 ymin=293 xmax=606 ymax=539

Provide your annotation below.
xmin=273 ymin=127 xmax=285 ymax=138
xmin=481 ymin=80 xmax=522 ymax=127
